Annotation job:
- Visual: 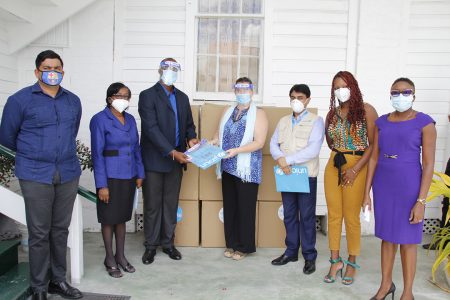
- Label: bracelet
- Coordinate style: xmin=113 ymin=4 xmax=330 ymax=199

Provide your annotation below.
xmin=350 ymin=168 xmax=358 ymax=175
xmin=417 ymin=198 xmax=426 ymax=205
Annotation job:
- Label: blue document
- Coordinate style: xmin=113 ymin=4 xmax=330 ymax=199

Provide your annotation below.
xmin=274 ymin=166 xmax=310 ymax=193
xmin=185 ymin=139 xmax=227 ymax=170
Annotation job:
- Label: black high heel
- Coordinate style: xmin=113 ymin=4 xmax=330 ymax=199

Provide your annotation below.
xmin=370 ymin=282 xmax=396 ymax=300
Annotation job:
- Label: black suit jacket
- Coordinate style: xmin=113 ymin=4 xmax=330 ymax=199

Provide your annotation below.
xmin=138 ymin=82 xmax=197 ymax=173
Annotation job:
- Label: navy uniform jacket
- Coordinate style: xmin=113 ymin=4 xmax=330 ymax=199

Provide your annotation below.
xmin=90 ymin=107 xmax=145 ymax=189
xmin=138 ymin=83 xmax=197 ymax=173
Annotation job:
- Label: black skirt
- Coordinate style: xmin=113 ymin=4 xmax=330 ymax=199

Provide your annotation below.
xmin=97 ymin=178 xmax=136 ymax=224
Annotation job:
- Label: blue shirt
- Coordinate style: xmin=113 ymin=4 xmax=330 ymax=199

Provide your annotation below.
xmin=159 ymin=82 xmax=180 ymax=147
xmin=221 ymin=107 xmax=262 ymax=184
xmin=0 ymin=82 xmax=82 ymax=184
xmin=270 ymin=111 xmax=325 ymax=166
xmin=89 ymin=108 xmax=145 ymax=189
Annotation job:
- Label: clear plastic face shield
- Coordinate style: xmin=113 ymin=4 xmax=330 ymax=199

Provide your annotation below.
xmin=234 ymin=83 xmax=253 ymax=94
xmin=160 ymin=61 xmax=181 ymax=73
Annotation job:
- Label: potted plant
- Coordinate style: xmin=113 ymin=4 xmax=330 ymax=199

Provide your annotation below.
xmin=427 ymin=171 xmax=450 ymax=290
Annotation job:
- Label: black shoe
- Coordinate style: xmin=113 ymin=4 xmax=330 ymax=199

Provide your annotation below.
xmin=303 ymin=260 xmax=316 ymax=274
xmin=32 ymin=292 xmax=47 ymax=300
xmin=271 ymin=254 xmax=298 ymax=266
xmin=162 ymin=246 xmax=182 ymax=260
xmin=142 ymin=249 xmax=156 ymax=264
xmin=422 ymin=243 xmax=437 ymax=250
xmin=48 ymin=281 xmax=83 ymax=299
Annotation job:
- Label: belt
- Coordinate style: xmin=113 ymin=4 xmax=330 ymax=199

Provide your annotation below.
xmin=332 ymin=149 xmax=364 ymax=186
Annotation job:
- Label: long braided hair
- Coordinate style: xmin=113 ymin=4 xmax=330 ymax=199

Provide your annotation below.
xmin=327 ymin=71 xmax=366 ymax=126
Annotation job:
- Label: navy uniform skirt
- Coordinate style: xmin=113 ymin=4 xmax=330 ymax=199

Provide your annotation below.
xmin=97 ymin=178 xmax=136 ymax=224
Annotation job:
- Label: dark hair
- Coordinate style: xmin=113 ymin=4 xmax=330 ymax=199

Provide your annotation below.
xmin=35 ymin=50 xmax=63 ymax=69
xmin=106 ymin=82 xmax=131 ymax=107
xmin=289 ymin=84 xmax=311 ymax=98
xmin=392 ymin=77 xmax=415 ymax=89
xmin=235 ymin=77 xmax=253 ymax=85
xmin=327 ymin=71 xmax=365 ymax=125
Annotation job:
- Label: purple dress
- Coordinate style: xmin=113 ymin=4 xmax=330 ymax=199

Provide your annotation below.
xmin=373 ymin=112 xmax=434 ymax=244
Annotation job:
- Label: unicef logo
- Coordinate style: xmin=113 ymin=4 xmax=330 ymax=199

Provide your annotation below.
xmin=278 ymin=205 xmax=284 ymax=221
xmin=218 ymin=208 xmax=224 ymax=223
xmin=275 ymin=168 xmax=284 ymax=176
xmin=176 ymin=206 xmax=182 ymax=222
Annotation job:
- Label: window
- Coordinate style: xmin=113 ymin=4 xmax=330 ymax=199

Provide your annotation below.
xmin=195 ymin=0 xmax=263 ymax=100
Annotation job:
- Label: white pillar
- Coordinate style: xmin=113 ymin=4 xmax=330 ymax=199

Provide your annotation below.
xmin=68 ymin=195 xmax=84 ymax=284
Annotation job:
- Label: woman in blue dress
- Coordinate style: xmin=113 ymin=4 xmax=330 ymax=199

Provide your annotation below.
xmin=90 ymin=82 xmax=145 ymax=278
xmin=212 ymin=77 xmax=268 ymax=260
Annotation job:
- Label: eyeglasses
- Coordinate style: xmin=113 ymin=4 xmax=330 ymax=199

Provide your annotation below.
xmin=112 ymin=94 xmax=130 ymax=100
xmin=390 ymin=89 xmax=414 ymax=97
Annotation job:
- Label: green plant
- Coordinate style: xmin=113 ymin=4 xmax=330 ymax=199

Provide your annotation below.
xmin=76 ymin=140 xmax=93 ymax=171
xmin=0 ymin=152 xmax=15 ymax=187
xmin=427 ymin=171 xmax=450 ymax=283
xmin=0 ymin=140 xmax=93 ymax=188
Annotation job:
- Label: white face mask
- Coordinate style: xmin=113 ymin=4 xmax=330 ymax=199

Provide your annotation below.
xmin=391 ymin=94 xmax=413 ymax=112
xmin=334 ymin=87 xmax=351 ymax=103
xmin=161 ymin=69 xmax=178 ymax=86
xmin=111 ymin=99 xmax=129 ymax=113
xmin=290 ymin=99 xmax=305 ymax=114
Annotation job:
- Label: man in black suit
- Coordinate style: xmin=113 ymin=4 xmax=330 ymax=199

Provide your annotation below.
xmin=138 ymin=58 xmax=198 ymax=264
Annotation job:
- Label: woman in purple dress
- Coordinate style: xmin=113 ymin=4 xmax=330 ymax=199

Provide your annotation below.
xmin=363 ymin=78 xmax=436 ymax=300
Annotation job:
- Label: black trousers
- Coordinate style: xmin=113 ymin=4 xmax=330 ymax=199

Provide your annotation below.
xmin=221 ymin=171 xmax=258 ymax=253
xmin=143 ymin=164 xmax=182 ymax=250
xmin=19 ymin=174 xmax=79 ymax=293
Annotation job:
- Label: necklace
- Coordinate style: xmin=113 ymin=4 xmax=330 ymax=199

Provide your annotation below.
xmin=393 ymin=110 xmax=415 ymax=121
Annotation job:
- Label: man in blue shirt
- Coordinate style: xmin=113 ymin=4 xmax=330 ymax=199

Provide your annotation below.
xmin=139 ymin=58 xmax=198 ymax=264
xmin=0 ymin=50 xmax=83 ymax=300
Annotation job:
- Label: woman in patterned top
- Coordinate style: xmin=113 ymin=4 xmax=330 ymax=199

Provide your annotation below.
xmin=323 ymin=71 xmax=378 ymax=285
xmin=211 ymin=77 xmax=268 ymax=260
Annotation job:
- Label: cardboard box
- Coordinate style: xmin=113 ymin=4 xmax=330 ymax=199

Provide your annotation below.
xmin=199 ymin=103 xmax=229 ymax=140
xmin=199 ymin=167 xmax=222 ymax=201
xmin=174 ymin=200 xmax=200 ymax=247
xmin=262 ymin=107 xmax=318 ymax=155
xmin=180 ymin=164 xmax=199 ymax=200
xmin=258 ymin=155 xmax=280 ymax=201
xmin=257 ymin=201 xmax=286 ymax=248
xmin=201 ymin=200 xmax=258 ymax=248
xmin=201 ymin=201 xmax=225 ymax=247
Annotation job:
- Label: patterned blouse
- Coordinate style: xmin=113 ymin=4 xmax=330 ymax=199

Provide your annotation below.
xmin=327 ymin=107 xmax=368 ymax=151
xmin=221 ymin=107 xmax=262 ymax=184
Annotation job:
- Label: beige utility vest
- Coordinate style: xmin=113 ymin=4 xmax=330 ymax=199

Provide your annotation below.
xmin=277 ymin=111 xmax=320 ymax=177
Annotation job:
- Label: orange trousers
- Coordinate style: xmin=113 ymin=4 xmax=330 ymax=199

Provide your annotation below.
xmin=324 ymin=151 xmax=367 ymax=256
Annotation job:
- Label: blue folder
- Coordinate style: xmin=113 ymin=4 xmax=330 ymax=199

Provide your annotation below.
xmin=274 ymin=166 xmax=310 ymax=193
xmin=185 ymin=139 xmax=227 ymax=170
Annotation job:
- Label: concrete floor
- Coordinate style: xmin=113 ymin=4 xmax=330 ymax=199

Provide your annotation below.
xmin=46 ymin=232 xmax=447 ymax=300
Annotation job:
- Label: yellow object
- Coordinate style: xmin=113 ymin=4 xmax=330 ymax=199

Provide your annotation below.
xmin=324 ymin=150 xmax=367 ymax=256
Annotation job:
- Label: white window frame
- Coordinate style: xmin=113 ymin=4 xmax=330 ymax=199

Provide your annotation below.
xmin=185 ymin=0 xmax=267 ymax=102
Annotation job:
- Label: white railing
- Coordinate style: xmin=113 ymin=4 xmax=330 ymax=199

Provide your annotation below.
xmin=0 ymin=185 xmax=85 ymax=284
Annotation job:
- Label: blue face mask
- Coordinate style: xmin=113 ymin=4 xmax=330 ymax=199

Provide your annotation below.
xmin=236 ymin=93 xmax=251 ymax=105
xmin=161 ymin=69 xmax=178 ymax=86
xmin=40 ymin=70 xmax=63 ymax=86
xmin=391 ymin=94 xmax=413 ymax=112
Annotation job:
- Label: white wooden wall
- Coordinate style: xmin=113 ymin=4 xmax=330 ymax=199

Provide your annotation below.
xmin=0 ymin=19 xmax=18 ymax=114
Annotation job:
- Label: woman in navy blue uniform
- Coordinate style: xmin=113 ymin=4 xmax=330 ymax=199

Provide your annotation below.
xmin=90 ymin=82 xmax=145 ymax=278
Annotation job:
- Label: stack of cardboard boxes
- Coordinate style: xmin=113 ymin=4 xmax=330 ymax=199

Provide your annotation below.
xmin=173 ymin=103 xmax=317 ymax=248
